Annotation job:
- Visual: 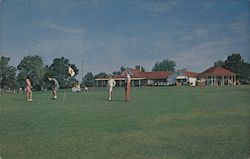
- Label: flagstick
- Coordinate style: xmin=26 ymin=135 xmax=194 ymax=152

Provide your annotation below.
xmin=64 ymin=66 xmax=75 ymax=105
xmin=63 ymin=75 xmax=70 ymax=105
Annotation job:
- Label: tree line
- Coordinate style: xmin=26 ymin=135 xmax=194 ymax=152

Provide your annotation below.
xmin=0 ymin=53 xmax=249 ymax=90
xmin=0 ymin=56 xmax=79 ymax=90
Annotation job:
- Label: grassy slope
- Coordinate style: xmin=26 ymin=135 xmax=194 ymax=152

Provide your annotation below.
xmin=1 ymin=86 xmax=249 ymax=159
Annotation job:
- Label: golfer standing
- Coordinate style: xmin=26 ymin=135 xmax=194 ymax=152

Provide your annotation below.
xmin=48 ymin=77 xmax=60 ymax=99
xmin=25 ymin=76 xmax=32 ymax=102
xmin=124 ymin=70 xmax=131 ymax=102
xmin=107 ymin=76 xmax=116 ymax=101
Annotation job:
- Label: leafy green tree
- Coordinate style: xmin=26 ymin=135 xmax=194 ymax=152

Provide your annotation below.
xmin=17 ymin=55 xmax=45 ymax=90
xmin=112 ymin=66 xmax=126 ymax=75
xmin=43 ymin=65 xmax=52 ymax=89
xmin=112 ymin=71 xmax=120 ymax=76
xmin=120 ymin=66 xmax=126 ymax=73
xmin=47 ymin=57 xmax=79 ymax=88
xmin=82 ymin=72 xmax=95 ymax=87
xmin=214 ymin=60 xmax=225 ymax=67
xmin=224 ymin=53 xmax=250 ymax=83
xmin=152 ymin=59 xmax=176 ymax=72
xmin=94 ymin=72 xmax=108 ymax=79
xmin=242 ymin=63 xmax=250 ymax=83
xmin=224 ymin=53 xmax=244 ymax=72
xmin=0 ymin=56 xmax=17 ymax=89
xmin=141 ymin=66 xmax=145 ymax=72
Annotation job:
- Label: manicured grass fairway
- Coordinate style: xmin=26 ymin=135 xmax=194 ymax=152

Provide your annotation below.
xmin=1 ymin=86 xmax=249 ymax=159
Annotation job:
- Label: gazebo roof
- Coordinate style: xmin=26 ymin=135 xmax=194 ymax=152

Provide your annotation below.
xmin=198 ymin=66 xmax=236 ymax=76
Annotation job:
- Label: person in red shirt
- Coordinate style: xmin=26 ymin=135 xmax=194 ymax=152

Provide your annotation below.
xmin=124 ymin=70 xmax=131 ymax=102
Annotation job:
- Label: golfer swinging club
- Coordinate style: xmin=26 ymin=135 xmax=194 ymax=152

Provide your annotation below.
xmin=107 ymin=76 xmax=116 ymax=101
xmin=48 ymin=77 xmax=60 ymax=99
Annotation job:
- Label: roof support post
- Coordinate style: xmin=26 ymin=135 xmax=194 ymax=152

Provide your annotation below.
xmin=234 ymin=75 xmax=236 ymax=85
xmin=222 ymin=75 xmax=224 ymax=86
xmin=211 ymin=75 xmax=213 ymax=86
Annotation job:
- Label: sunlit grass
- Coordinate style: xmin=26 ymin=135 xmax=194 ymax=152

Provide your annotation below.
xmin=1 ymin=86 xmax=249 ymax=159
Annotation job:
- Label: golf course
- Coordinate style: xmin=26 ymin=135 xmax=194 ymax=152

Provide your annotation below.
xmin=1 ymin=86 xmax=249 ymax=159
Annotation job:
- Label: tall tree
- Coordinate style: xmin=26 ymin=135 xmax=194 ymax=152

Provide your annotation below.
xmin=47 ymin=57 xmax=79 ymax=88
xmin=224 ymin=53 xmax=244 ymax=72
xmin=112 ymin=71 xmax=121 ymax=76
xmin=17 ymin=55 xmax=45 ymax=90
xmin=43 ymin=65 xmax=52 ymax=89
xmin=112 ymin=66 xmax=126 ymax=75
xmin=0 ymin=56 xmax=17 ymax=89
xmin=82 ymin=72 xmax=95 ymax=87
xmin=141 ymin=66 xmax=145 ymax=72
xmin=120 ymin=66 xmax=126 ymax=73
xmin=152 ymin=59 xmax=176 ymax=72
xmin=214 ymin=60 xmax=225 ymax=67
xmin=94 ymin=72 xmax=108 ymax=79
xmin=224 ymin=53 xmax=250 ymax=83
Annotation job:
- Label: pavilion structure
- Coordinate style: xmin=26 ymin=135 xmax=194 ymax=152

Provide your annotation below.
xmin=197 ymin=66 xmax=238 ymax=86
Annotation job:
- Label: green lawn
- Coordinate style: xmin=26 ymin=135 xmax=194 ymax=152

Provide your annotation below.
xmin=1 ymin=86 xmax=249 ymax=159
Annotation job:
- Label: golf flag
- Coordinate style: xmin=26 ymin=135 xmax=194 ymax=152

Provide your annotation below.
xmin=68 ymin=66 xmax=75 ymax=77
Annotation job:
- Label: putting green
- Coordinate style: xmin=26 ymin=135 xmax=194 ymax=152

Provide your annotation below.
xmin=1 ymin=86 xmax=249 ymax=159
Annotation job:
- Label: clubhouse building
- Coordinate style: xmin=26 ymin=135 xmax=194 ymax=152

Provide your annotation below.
xmin=95 ymin=67 xmax=172 ymax=87
xmin=95 ymin=66 xmax=238 ymax=87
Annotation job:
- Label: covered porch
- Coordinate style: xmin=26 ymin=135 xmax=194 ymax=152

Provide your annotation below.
xmin=204 ymin=74 xmax=237 ymax=86
xmin=95 ymin=77 xmax=147 ymax=87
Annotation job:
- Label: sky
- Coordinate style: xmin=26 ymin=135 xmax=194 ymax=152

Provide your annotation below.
xmin=0 ymin=0 xmax=249 ymax=79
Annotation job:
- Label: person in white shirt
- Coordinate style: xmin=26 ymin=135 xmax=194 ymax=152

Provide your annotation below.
xmin=48 ymin=77 xmax=60 ymax=99
xmin=107 ymin=76 xmax=116 ymax=101
xmin=124 ymin=70 xmax=131 ymax=102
